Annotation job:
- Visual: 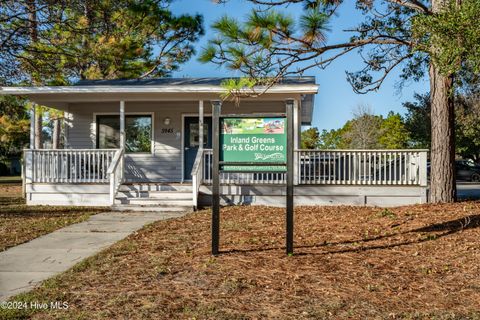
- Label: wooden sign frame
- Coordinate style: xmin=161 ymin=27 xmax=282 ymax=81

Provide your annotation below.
xmin=211 ymin=100 xmax=295 ymax=255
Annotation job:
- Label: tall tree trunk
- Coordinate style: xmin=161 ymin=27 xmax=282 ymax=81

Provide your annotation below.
xmin=428 ymin=0 xmax=457 ymax=203
xmin=429 ymin=63 xmax=456 ymax=203
xmin=52 ymin=117 xmax=61 ymax=149
xmin=28 ymin=0 xmax=43 ymax=149
xmin=34 ymin=107 xmax=42 ymax=149
xmin=27 ymin=0 xmax=38 ymax=43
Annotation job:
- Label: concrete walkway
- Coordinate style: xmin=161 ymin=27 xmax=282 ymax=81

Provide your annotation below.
xmin=0 ymin=211 xmax=187 ymax=301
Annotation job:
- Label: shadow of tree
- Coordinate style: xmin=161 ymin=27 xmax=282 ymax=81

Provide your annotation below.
xmin=221 ymin=214 xmax=480 ymax=255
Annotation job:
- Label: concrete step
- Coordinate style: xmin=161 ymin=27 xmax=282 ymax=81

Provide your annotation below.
xmin=118 ymin=198 xmax=193 ymax=206
xmin=117 ymin=190 xmax=192 ymax=200
xmin=111 ymin=204 xmax=192 ymax=212
xmin=119 ymin=184 xmax=192 ymax=192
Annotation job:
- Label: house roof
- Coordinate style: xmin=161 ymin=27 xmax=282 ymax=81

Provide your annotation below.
xmin=75 ymin=77 xmax=316 ymax=87
xmin=0 ymin=77 xmax=318 ymax=95
xmin=0 ymin=77 xmax=318 ymax=125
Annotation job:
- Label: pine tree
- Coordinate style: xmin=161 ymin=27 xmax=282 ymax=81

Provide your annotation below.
xmin=201 ymin=0 xmax=480 ymax=203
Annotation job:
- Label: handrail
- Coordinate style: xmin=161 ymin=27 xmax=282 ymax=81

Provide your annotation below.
xmin=108 ymin=148 xmax=125 ymax=205
xmin=106 ymin=148 xmax=124 ymax=174
xmin=191 ymin=148 xmax=204 ymax=210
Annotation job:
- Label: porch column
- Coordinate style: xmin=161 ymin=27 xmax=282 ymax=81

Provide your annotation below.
xmin=199 ymin=100 xmax=204 ymax=148
xmin=25 ymin=103 xmax=36 ymax=186
xmin=119 ymin=101 xmax=125 ymax=149
xmin=30 ymin=104 xmax=36 ymax=149
xmin=293 ymin=99 xmax=300 ymax=185
xmin=119 ymin=101 xmax=126 ymax=183
xmin=63 ymin=111 xmax=72 ymax=148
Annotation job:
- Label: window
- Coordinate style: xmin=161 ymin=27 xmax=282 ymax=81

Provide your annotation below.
xmin=188 ymin=123 xmax=209 ymax=147
xmin=96 ymin=115 xmax=152 ymax=153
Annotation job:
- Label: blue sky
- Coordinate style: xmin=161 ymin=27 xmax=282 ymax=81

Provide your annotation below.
xmin=170 ymin=1 xmax=430 ymax=130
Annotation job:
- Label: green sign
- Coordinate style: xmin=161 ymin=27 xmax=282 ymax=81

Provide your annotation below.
xmin=220 ymin=117 xmax=287 ymax=172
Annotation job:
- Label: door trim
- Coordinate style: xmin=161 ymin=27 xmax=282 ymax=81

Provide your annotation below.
xmin=181 ymin=113 xmax=212 ymax=182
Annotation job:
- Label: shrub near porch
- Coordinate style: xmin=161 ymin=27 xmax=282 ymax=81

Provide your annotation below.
xmin=3 ymin=203 xmax=480 ymax=319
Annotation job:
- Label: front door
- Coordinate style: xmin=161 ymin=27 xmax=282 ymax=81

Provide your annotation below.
xmin=184 ymin=116 xmax=212 ymax=179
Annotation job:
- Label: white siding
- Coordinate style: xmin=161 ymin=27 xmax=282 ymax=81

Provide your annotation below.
xmin=198 ymin=185 xmax=428 ymax=207
xmin=67 ymin=100 xmax=287 ymax=182
xmin=26 ymin=184 xmax=110 ymax=206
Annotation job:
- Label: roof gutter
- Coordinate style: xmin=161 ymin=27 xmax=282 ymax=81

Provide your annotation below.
xmin=0 ymin=84 xmax=319 ymax=95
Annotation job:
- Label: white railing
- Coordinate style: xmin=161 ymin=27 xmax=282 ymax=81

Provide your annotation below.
xmin=297 ymin=150 xmax=428 ymax=186
xmin=26 ymin=149 xmax=118 ymax=183
xmin=191 ymin=148 xmax=204 ymax=209
xmin=201 ymin=149 xmax=428 ymax=186
xmin=107 ymin=148 xmax=125 ymax=205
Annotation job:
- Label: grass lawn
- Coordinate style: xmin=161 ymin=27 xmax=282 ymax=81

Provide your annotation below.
xmin=0 ymin=183 xmax=109 ymax=252
xmin=2 ymin=203 xmax=480 ymax=319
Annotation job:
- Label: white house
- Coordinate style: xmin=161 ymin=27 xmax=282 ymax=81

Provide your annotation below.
xmin=0 ymin=77 xmax=428 ymax=210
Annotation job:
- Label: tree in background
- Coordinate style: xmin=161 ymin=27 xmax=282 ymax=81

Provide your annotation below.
xmin=455 ymin=98 xmax=480 ymax=162
xmin=304 ymin=109 xmax=410 ymax=150
xmin=0 ymin=96 xmax=29 ymax=160
xmin=1 ymin=0 xmax=204 ymax=84
xmin=402 ymin=87 xmax=480 ymax=162
xmin=202 ymin=0 xmax=480 ymax=202
xmin=403 ymin=93 xmax=431 ymax=149
xmin=318 ymin=128 xmax=348 ymax=149
xmin=300 ymin=127 xmax=320 ymax=149
xmin=1 ymin=0 xmax=204 ymax=155
xmin=379 ymin=112 xmax=410 ymax=149
xmin=343 ymin=105 xmax=383 ymax=149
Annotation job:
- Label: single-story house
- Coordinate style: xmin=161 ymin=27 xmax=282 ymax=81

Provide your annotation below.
xmin=0 ymin=77 xmax=428 ymax=210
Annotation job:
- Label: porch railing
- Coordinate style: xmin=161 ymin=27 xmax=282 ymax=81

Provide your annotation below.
xmin=201 ymin=149 xmax=428 ymax=186
xmin=297 ymin=149 xmax=428 ymax=186
xmin=25 ymin=149 xmax=118 ymax=183
xmin=107 ymin=148 xmax=125 ymax=205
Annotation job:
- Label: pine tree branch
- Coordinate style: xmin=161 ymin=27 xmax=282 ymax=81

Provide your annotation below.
xmin=385 ymin=0 xmax=431 ymax=13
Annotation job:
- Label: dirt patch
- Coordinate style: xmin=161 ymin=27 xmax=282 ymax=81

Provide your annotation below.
xmin=4 ymin=203 xmax=480 ymax=319
xmin=0 ymin=183 xmax=22 ymax=197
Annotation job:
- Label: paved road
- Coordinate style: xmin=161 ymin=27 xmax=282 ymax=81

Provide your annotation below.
xmin=0 ymin=211 xmax=187 ymax=301
xmin=457 ymin=182 xmax=480 ymax=200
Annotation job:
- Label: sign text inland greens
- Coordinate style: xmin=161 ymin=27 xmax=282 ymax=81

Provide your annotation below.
xmin=220 ymin=117 xmax=286 ymax=172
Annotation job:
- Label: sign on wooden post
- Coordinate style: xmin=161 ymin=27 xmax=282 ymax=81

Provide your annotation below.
xmin=211 ymin=101 xmax=295 ymax=256
xmin=221 ymin=117 xmax=287 ymax=172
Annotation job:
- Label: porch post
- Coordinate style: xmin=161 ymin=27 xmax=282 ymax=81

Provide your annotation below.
xmin=63 ymin=111 xmax=72 ymax=148
xmin=199 ymin=100 xmax=204 ymax=148
xmin=25 ymin=104 xmax=36 ymax=187
xmin=119 ymin=101 xmax=125 ymax=149
xmin=119 ymin=101 xmax=125 ymax=183
xmin=30 ymin=104 xmax=36 ymax=149
xmin=293 ymin=99 xmax=299 ymax=185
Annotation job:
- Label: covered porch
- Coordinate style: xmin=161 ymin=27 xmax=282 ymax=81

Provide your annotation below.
xmin=23 ymin=146 xmax=428 ymax=208
xmin=1 ymin=77 xmax=428 ymax=208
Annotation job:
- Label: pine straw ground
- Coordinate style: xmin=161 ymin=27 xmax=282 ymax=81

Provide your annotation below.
xmin=0 ymin=183 xmax=107 ymax=251
xmin=3 ymin=203 xmax=480 ymax=320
